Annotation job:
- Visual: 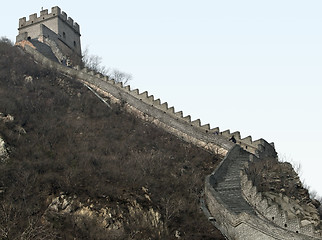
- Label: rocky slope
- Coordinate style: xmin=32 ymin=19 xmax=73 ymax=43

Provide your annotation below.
xmin=246 ymin=157 xmax=322 ymax=229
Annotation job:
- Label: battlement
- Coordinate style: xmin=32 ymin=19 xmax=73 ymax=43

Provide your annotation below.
xmin=83 ymin=71 xmax=275 ymax=156
xmin=18 ymin=6 xmax=80 ymax=34
xmin=241 ymin=169 xmax=322 ymax=238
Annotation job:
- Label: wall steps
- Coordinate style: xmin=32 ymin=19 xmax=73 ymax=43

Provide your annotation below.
xmin=220 ymin=191 xmax=254 ymax=214
xmin=29 ymin=39 xmax=59 ymax=63
xmin=213 ymin=148 xmax=255 ymax=215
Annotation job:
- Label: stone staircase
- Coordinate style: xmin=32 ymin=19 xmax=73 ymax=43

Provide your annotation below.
xmin=214 ymin=147 xmax=255 ymax=214
xmin=29 ymin=39 xmax=59 ymax=63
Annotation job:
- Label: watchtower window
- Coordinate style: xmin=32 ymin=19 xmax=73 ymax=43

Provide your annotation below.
xmin=63 ymin=32 xmax=66 ymax=38
xmin=74 ymin=41 xmax=76 ymax=47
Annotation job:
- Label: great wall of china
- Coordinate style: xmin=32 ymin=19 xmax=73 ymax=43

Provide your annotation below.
xmin=16 ymin=40 xmax=322 ymax=239
xmin=13 ymin=7 xmax=322 ymax=239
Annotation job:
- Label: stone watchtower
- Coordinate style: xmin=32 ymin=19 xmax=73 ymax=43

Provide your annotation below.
xmin=16 ymin=6 xmax=81 ymax=64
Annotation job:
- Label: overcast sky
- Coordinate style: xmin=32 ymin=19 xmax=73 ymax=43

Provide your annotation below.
xmin=2 ymin=1 xmax=322 ymax=197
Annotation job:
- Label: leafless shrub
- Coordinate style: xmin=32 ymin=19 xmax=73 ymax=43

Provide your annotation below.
xmin=0 ymin=202 xmax=16 ymax=239
xmin=0 ymin=201 xmax=57 ymax=240
xmin=20 ymin=219 xmax=57 ymax=240
xmin=161 ymin=194 xmax=184 ymax=229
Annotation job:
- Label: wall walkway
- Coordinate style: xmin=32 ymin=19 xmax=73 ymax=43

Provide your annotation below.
xmin=206 ymin=145 xmax=322 ymax=239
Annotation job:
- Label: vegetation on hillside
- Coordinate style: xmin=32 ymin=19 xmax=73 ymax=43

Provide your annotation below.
xmin=0 ymin=38 xmax=224 ymax=239
xmin=246 ymin=157 xmax=322 ymax=220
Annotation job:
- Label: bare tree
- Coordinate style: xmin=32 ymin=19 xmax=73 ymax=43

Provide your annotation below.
xmin=0 ymin=202 xmax=15 ymax=240
xmin=161 ymin=194 xmax=183 ymax=231
xmin=110 ymin=69 xmax=132 ymax=85
xmin=309 ymin=190 xmax=318 ymax=200
xmin=82 ymin=47 xmax=109 ymax=75
xmin=20 ymin=219 xmax=57 ymax=240
xmin=0 ymin=201 xmax=57 ymax=239
xmin=82 ymin=48 xmax=132 ymax=85
xmin=0 ymin=37 xmax=13 ymax=46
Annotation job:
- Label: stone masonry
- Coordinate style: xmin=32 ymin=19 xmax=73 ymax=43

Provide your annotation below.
xmin=14 ymin=10 xmax=321 ymax=238
xmin=16 ymin=7 xmax=81 ymax=63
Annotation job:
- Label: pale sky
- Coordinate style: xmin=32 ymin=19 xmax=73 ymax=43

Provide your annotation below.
xmin=2 ymin=1 xmax=322 ymax=197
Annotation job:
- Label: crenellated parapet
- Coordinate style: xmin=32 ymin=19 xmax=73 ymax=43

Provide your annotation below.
xmin=18 ymin=6 xmax=80 ymax=35
xmin=241 ymin=169 xmax=322 ymax=238
xmin=83 ymin=69 xmax=274 ymax=156
xmin=75 ymin=64 xmax=274 ymax=156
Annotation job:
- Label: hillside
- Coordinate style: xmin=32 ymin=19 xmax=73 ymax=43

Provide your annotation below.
xmin=0 ymin=39 xmax=226 ymax=239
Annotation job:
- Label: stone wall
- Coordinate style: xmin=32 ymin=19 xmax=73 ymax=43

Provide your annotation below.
xmin=205 ymin=147 xmax=322 ymax=240
xmin=39 ymin=33 xmax=65 ymax=63
xmin=19 ymin=41 xmax=275 ymax=157
xmin=240 ymin=169 xmax=322 ymax=238
xmin=17 ymin=41 xmax=322 ymax=239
